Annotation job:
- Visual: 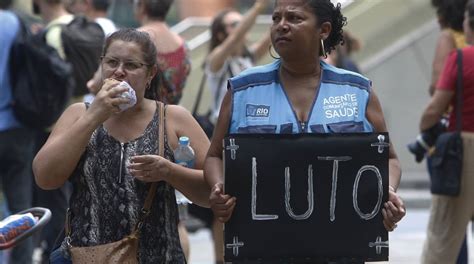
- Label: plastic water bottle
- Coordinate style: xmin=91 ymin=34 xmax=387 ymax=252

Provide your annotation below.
xmin=174 ymin=136 xmax=195 ymax=169
xmin=174 ymin=137 xmax=195 ymax=217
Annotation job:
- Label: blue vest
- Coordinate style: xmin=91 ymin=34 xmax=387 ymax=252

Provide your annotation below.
xmin=229 ymin=60 xmax=374 ymax=134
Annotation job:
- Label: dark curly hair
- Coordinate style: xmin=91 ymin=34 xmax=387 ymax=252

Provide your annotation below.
xmin=306 ymin=0 xmax=347 ymax=54
xmin=139 ymin=0 xmax=173 ymax=21
xmin=431 ymin=0 xmax=467 ymax=31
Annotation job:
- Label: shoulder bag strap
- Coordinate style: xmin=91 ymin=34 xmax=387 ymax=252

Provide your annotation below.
xmin=213 ymin=64 xmax=233 ymax=110
xmin=135 ymin=102 xmax=164 ymax=231
xmin=192 ymin=73 xmax=207 ymax=116
xmin=455 ymin=49 xmax=463 ymax=132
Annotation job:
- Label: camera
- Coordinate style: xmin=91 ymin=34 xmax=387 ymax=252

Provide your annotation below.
xmin=407 ymin=116 xmax=449 ymax=163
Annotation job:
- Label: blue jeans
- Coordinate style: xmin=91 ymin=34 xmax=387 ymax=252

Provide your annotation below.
xmin=49 ymin=247 xmax=71 ymax=264
xmin=0 ymin=127 xmax=35 ymax=264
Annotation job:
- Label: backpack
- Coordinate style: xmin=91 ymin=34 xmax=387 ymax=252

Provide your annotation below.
xmin=60 ymin=16 xmax=105 ymax=96
xmin=9 ymin=14 xmax=75 ymax=129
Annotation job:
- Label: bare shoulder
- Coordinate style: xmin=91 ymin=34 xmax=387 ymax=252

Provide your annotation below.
xmin=439 ymin=29 xmax=455 ymax=40
xmin=63 ymin=102 xmax=87 ymax=119
xmin=48 ymin=102 xmax=88 ymax=135
xmin=436 ymin=30 xmax=456 ymax=49
xmin=166 ymin=104 xmax=191 ymax=119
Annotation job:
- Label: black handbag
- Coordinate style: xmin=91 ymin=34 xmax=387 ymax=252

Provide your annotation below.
xmin=429 ymin=49 xmax=464 ymax=196
xmin=192 ymin=65 xmax=232 ymax=139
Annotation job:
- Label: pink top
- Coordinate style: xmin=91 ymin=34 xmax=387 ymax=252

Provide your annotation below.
xmin=157 ymin=43 xmax=191 ymax=104
xmin=437 ymin=46 xmax=474 ymax=132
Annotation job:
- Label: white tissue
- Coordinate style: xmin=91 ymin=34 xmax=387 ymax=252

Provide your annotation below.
xmin=117 ymin=81 xmax=137 ymax=111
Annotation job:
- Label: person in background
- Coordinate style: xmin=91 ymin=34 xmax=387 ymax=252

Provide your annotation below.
xmin=205 ymin=2 xmax=406 ymax=264
xmin=34 ymin=28 xmax=210 ymax=263
xmin=430 ymin=0 xmax=468 ymax=96
xmin=83 ymin=0 xmax=117 ymax=36
xmin=64 ymin=0 xmax=87 ymax=15
xmin=427 ymin=1 xmax=469 ymax=262
xmin=134 ymin=0 xmax=190 ymax=105
xmin=0 ymin=0 xmax=35 ymax=262
xmin=31 ymin=0 xmax=75 ymax=261
xmin=187 ymin=1 xmax=270 ymax=263
xmin=421 ymin=1 xmax=474 ymax=263
xmin=325 ymin=30 xmax=361 ymax=73
xmin=82 ymin=0 xmax=117 ymax=103
xmin=205 ymin=0 xmax=271 ymax=125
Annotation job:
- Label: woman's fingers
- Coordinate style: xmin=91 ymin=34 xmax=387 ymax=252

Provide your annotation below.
xmin=131 ymin=155 xmax=159 ymax=164
xmin=382 ymin=208 xmax=397 ymax=231
xmin=211 ymin=194 xmax=237 ymax=223
xmin=215 ymin=202 xmax=236 ymax=223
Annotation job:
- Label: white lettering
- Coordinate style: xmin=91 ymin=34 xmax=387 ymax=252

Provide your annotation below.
xmin=324 ymin=108 xmax=358 ymax=119
xmin=325 ymin=110 xmax=333 ymax=119
xmin=249 ymin=159 xmax=384 ymax=222
xmin=252 ymin=157 xmax=279 ymax=220
xmin=256 ymin=108 xmax=269 ymax=116
xmin=353 ymin=165 xmax=383 ymax=220
xmin=284 ymin=165 xmax=314 ymax=220
xmin=323 ymin=94 xmax=357 ymax=105
xmin=318 ymin=156 xmax=352 ymax=222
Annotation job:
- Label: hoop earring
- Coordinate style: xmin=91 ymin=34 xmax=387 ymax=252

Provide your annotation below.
xmin=320 ymin=39 xmax=327 ymax=59
xmin=268 ymin=45 xmax=280 ymax=60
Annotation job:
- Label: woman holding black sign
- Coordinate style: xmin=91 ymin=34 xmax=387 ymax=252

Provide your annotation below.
xmin=205 ymin=0 xmax=405 ymax=237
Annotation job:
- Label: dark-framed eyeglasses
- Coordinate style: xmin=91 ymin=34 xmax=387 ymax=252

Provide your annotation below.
xmin=101 ymin=56 xmax=150 ymax=72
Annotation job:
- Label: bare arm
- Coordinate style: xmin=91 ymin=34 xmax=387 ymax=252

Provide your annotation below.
xmin=420 ymin=90 xmax=454 ymax=131
xmin=249 ymin=31 xmax=271 ymax=62
xmin=207 ymin=0 xmax=269 ymax=73
xmin=204 ymin=90 xmax=236 ymax=222
xmin=166 ymin=105 xmax=211 ymax=207
xmin=429 ymin=30 xmax=456 ymax=95
xmin=366 ymin=90 xmax=401 ymax=189
xmin=129 ymin=105 xmax=211 ymax=207
xmin=33 ymin=104 xmax=93 ymax=189
xmin=33 ymin=80 xmax=130 ymax=189
xmin=366 ymin=89 xmax=406 ymax=231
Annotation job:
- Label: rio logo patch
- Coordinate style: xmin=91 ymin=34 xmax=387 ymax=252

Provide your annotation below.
xmin=246 ymin=104 xmax=270 ymax=118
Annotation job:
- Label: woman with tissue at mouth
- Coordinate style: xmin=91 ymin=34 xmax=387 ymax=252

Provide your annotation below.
xmin=32 ymin=28 xmax=210 ymax=263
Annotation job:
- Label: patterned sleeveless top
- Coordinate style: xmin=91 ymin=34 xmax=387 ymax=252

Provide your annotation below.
xmin=64 ymin=103 xmax=185 ymax=263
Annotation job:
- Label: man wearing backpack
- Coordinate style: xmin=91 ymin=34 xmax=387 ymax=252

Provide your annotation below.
xmin=0 ymin=0 xmax=35 ymax=263
xmin=31 ymin=0 xmax=103 ymax=261
xmin=30 ymin=1 xmax=74 ymax=262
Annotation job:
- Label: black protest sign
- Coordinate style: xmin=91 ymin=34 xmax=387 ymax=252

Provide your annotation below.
xmin=223 ymin=133 xmax=389 ymax=263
